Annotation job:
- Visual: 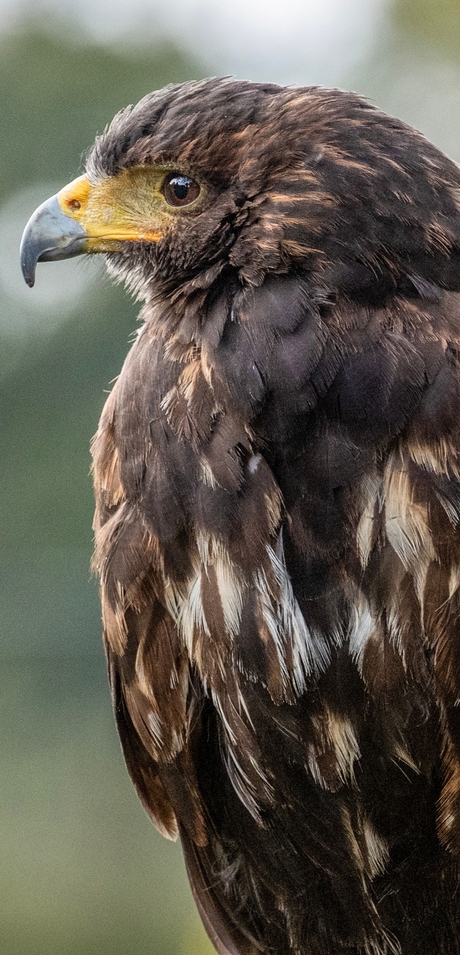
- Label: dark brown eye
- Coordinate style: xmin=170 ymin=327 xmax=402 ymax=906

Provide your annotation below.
xmin=163 ymin=173 xmax=200 ymax=207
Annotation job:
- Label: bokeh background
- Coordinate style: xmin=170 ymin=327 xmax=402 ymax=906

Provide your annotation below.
xmin=1 ymin=1 xmax=459 ymax=953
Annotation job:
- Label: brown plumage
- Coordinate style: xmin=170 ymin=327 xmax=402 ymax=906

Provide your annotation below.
xmin=20 ymin=78 xmax=460 ymax=955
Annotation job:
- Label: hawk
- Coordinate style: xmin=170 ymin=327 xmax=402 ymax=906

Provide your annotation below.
xmin=20 ymin=79 xmax=460 ymax=955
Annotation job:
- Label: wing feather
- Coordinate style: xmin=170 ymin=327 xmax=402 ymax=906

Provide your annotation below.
xmin=91 ymin=193 xmax=460 ymax=954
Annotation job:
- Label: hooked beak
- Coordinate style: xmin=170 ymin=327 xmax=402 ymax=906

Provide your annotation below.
xmin=20 ymin=173 xmax=164 ymax=287
xmin=20 ymin=193 xmax=90 ymax=287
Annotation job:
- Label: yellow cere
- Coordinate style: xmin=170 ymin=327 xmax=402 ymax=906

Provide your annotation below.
xmin=56 ymin=167 xmax=174 ymax=244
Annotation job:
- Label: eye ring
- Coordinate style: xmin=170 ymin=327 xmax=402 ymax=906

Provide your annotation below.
xmin=163 ymin=172 xmax=200 ymax=208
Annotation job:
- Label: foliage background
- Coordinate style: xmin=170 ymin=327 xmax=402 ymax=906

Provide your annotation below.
xmin=1 ymin=2 xmax=459 ymax=953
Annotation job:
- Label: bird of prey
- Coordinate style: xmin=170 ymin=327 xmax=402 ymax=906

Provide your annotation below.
xmin=20 ymin=79 xmax=460 ymax=955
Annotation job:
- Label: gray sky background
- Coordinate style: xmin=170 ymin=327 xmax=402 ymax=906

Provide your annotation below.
xmin=0 ymin=0 xmax=388 ymax=85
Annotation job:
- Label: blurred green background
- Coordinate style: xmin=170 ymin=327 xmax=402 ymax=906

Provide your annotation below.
xmin=1 ymin=1 xmax=460 ymax=953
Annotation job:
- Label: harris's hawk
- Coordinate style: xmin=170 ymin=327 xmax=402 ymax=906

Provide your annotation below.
xmin=20 ymin=79 xmax=460 ymax=955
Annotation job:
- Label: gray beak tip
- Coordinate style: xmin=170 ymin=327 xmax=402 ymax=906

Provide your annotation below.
xmin=19 ymin=234 xmax=37 ymax=288
xmin=19 ymin=193 xmax=88 ymax=288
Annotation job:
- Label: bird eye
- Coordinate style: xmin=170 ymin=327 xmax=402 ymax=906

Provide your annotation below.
xmin=163 ymin=173 xmax=200 ymax=207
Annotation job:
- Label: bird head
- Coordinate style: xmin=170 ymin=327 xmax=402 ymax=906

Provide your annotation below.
xmin=20 ymin=78 xmax=460 ymax=305
xmin=20 ymin=78 xmax=299 ymax=296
